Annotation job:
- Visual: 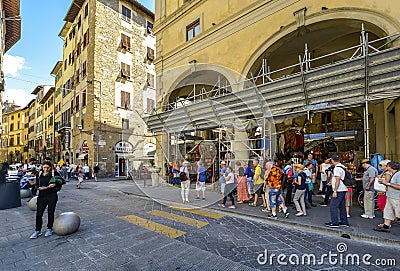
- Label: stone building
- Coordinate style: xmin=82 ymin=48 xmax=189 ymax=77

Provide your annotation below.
xmin=31 ymin=85 xmax=53 ymax=162
xmin=57 ymin=0 xmax=156 ymax=176
xmin=150 ymin=0 xmax=400 ymax=171
xmin=0 ymin=102 xmax=29 ymax=164
xmin=50 ymin=61 xmax=64 ymax=162
xmin=26 ymin=99 xmax=36 ymax=161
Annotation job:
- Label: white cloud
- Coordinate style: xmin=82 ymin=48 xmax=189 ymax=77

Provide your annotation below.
xmin=3 ymin=54 xmax=26 ymax=76
xmin=3 ymin=89 xmax=34 ymax=107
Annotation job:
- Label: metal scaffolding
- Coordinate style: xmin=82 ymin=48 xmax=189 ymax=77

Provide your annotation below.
xmin=146 ymin=26 xmax=400 ymax=164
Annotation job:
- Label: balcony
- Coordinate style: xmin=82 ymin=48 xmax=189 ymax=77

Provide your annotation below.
xmin=57 ymin=122 xmax=71 ymax=132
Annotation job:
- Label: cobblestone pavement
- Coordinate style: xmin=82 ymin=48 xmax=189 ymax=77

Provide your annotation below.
xmin=0 ymin=180 xmax=399 ymax=271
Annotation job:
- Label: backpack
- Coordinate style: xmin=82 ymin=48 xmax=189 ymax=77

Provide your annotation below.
xmin=337 ymin=166 xmax=355 ymax=187
xmin=179 ymin=167 xmax=188 ymax=182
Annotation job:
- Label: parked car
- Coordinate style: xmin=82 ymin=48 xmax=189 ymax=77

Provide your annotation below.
xmin=6 ymin=164 xmax=23 ymax=182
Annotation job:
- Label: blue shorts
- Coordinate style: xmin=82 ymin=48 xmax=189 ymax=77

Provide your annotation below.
xmin=269 ymin=189 xmax=283 ymax=208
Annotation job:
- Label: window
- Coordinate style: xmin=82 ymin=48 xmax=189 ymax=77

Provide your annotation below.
xmin=76 ymin=41 xmax=81 ymax=56
xmin=147 ymin=47 xmax=155 ymax=62
xmin=75 ymin=96 xmax=79 ymax=112
xmin=121 ymin=91 xmax=131 ymax=109
xmin=82 ymin=89 xmax=87 ymax=107
xmin=75 ymin=69 xmax=80 ymax=84
xmin=84 ymin=3 xmax=88 ymax=18
xmin=9 ymin=137 xmax=14 ymax=147
xmin=82 ymin=61 xmax=87 ymax=78
xmin=186 ymin=19 xmax=200 ymax=41
xmin=70 ymin=100 xmax=74 ymax=113
xmin=10 ymin=123 xmax=14 ymax=131
xmin=83 ymin=30 xmax=89 ymax=48
xmin=147 ymin=98 xmax=155 ymax=114
xmin=146 ymin=21 xmax=153 ymax=35
xmin=120 ymin=33 xmax=131 ymax=51
xmin=77 ymin=15 xmax=81 ymax=30
xmin=11 ymin=115 xmax=14 ymax=120
xmin=122 ymin=119 xmax=129 ymax=130
xmin=147 ymin=73 xmax=155 ymax=88
xmin=17 ymin=122 xmax=20 ymax=130
xmin=122 ymin=5 xmax=131 ymax=22
xmin=64 ymin=59 xmax=67 ymax=70
xmin=120 ymin=62 xmax=131 ymax=79
xmin=17 ymin=135 xmax=20 ymax=146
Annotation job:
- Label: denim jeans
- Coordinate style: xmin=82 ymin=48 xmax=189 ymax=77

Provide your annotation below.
xmin=330 ymin=191 xmax=348 ymax=225
xmin=269 ymin=189 xmax=282 ymax=209
xmin=247 ymin=177 xmax=253 ymax=196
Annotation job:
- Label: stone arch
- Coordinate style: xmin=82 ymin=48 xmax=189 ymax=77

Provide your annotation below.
xmin=242 ymin=7 xmax=399 ymax=79
xmin=159 ymin=63 xmax=241 ymax=108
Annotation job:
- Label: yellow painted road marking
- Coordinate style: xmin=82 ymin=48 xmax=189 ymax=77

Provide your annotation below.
xmin=148 ymin=210 xmax=209 ymax=229
xmin=169 ymin=206 xmax=224 ymax=219
xmin=120 ymin=215 xmax=185 ymax=239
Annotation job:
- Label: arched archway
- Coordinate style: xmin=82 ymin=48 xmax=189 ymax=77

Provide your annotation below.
xmin=243 ymin=8 xmax=397 ymax=80
xmin=159 ymin=63 xmax=241 ymax=109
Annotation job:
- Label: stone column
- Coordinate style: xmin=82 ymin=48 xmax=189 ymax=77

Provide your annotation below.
xmin=231 ymin=118 xmax=249 ymax=169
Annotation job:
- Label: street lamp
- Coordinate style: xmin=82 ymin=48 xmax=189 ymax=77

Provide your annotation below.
xmin=87 ymin=80 xmax=102 ymax=164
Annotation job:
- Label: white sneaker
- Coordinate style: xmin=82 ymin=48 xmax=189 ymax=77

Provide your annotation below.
xmin=30 ymin=231 xmax=42 ymax=239
xmin=45 ymin=229 xmax=53 ymax=237
xmin=361 ymin=214 xmax=374 ymax=219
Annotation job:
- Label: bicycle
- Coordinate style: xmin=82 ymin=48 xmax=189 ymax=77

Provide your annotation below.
xmin=357 ymin=190 xmax=379 ymax=211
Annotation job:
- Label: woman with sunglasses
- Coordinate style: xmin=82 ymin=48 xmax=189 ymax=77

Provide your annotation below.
xmin=30 ymin=161 xmax=59 ymax=239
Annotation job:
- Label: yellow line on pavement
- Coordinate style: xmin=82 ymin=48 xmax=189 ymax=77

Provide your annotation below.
xmin=148 ymin=210 xmax=209 ymax=229
xmin=168 ymin=206 xmax=224 ymax=219
xmin=120 ymin=215 xmax=186 ymax=239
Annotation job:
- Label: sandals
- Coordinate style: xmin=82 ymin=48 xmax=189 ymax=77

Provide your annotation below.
xmin=373 ymin=226 xmax=390 ymax=232
xmin=249 ymin=203 xmax=257 ymax=207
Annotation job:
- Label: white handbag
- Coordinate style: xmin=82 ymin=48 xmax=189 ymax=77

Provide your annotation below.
xmin=374 ymin=177 xmax=387 ymax=192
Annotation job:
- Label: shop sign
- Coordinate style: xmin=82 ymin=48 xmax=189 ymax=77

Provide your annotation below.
xmin=65 ymin=131 xmax=70 ymax=149
xmin=114 ymin=141 xmax=134 ymax=153
xmin=82 ymin=140 xmax=89 ymax=152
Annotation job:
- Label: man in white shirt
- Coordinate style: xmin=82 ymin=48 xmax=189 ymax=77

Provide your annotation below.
xmin=325 ymin=155 xmax=350 ymax=228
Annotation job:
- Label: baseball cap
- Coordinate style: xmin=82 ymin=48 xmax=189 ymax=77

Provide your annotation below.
xmin=221 ymin=161 xmax=226 ymax=165
xmin=331 ymin=155 xmax=340 ymax=161
xmin=361 ymin=159 xmax=370 ymax=164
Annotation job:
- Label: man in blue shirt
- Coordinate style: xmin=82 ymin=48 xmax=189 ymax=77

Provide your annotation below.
xmin=196 ymin=162 xmax=206 ymax=200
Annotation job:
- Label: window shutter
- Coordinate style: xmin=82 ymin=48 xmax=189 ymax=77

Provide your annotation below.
xmin=147 ymin=47 xmax=155 ymax=61
xmin=121 ymin=33 xmax=131 ymax=51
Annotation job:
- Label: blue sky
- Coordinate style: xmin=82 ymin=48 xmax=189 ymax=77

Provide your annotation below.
xmin=4 ymin=0 xmax=155 ymax=107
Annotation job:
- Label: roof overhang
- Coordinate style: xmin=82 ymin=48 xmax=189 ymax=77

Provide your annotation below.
xmin=58 ymin=22 xmax=72 ymax=38
xmin=39 ymin=87 xmax=55 ymax=104
xmin=50 ymin=61 xmax=63 ymax=75
xmin=2 ymin=0 xmax=21 ymax=52
xmin=64 ymin=0 xmax=85 ymax=23
xmin=64 ymin=0 xmax=154 ymax=24
xmin=127 ymin=0 xmax=154 ymax=19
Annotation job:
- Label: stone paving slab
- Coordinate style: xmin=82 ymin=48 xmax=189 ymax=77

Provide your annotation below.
xmin=126 ymin=179 xmax=400 ymax=245
xmin=1 ymin=179 xmax=399 ymax=271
